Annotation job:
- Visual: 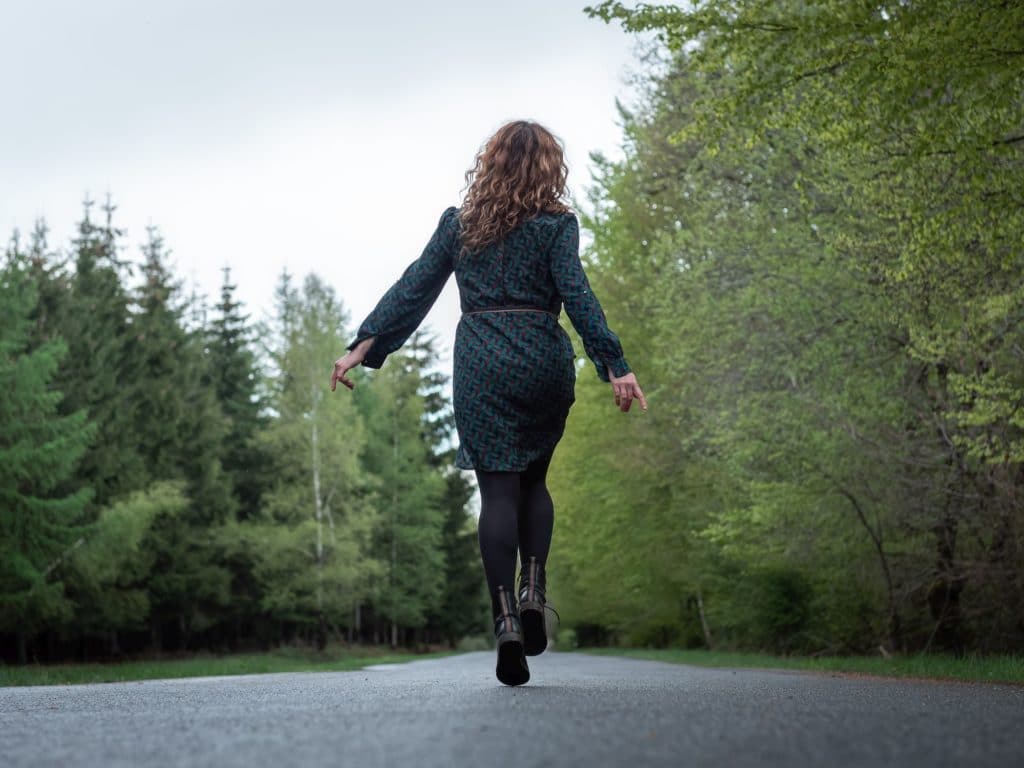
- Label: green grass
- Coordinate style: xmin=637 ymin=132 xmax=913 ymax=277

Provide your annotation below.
xmin=579 ymin=647 xmax=1024 ymax=685
xmin=0 ymin=646 xmax=459 ymax=687
xmin=9 ymin=645 xmax=1021 ymax=687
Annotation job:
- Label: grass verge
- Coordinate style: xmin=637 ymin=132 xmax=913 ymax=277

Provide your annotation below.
xmin=0 ymin=646 xmax=458 ymax=687
xmin=578 ymin=648 xmax=1024 ymax=685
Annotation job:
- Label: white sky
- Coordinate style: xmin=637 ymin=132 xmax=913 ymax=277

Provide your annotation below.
xmin=1 ymin=1 xmax=650 ymax=385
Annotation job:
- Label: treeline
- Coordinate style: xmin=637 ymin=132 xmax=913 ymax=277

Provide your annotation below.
xmin=548 ymin=1 xmax=1023 ymax=654
xmin=1 ymin=200 xmax=486 ymax=665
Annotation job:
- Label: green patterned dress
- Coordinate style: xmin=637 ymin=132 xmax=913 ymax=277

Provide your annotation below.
xmin=347 ymin=205 xmax=631 ymax=471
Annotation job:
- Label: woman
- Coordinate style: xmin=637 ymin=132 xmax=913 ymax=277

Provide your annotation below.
xmin=331 ymin=119 xmax=647 ymax=686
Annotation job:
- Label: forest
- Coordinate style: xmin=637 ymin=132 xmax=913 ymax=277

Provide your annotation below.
xmin=0 ymin=203 xmax=487 ymax=664
xmin=547 ymin=0 xmax=1023 ymax=655
xmin=3 ymin=0 xmax=1022 ymax=664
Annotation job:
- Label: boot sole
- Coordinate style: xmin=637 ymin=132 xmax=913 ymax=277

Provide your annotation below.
xmin=520 ymin=603 xmax=547 ymax=656
xmin=496 ymin=634 xmax=530 ymax=686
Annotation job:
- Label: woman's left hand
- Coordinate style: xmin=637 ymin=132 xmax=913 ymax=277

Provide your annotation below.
xmin=607 ymin=368 xmax=648 ymax=413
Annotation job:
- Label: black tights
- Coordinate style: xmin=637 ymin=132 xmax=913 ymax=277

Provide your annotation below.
xmin=475 ymin=451 xmax=555 ymax=620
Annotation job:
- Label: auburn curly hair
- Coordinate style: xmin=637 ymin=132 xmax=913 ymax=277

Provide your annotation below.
xmin=456 ymin=120 xmax=573 ymax=258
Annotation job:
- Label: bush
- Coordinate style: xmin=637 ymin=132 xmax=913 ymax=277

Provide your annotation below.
xmin=455 ymin=634 xmax=492 ymax=652
xmin=747 ymin=566 xmax=814 ymax=654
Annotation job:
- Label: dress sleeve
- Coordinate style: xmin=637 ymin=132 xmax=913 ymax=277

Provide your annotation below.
xmin=549 ymin=213 xmax=631 ymax=383
xmin=346 ymin=206 xmax=457 ymax=368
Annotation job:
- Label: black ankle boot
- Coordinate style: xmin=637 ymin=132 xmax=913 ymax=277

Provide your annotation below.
xmin=493 ymin=585 xmax=529 ymax=686
xmin=518 ymin=556 xmax=551 ymax=656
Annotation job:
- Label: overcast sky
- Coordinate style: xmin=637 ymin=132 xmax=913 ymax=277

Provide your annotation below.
xmin=1 ymin=1 xmax=651 ymax=381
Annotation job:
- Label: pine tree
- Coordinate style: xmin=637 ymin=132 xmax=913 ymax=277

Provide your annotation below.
xmin=64 ymin=481 xmax=189 ymax=658
xmin=205 ymin=267 xmax=270 ymax=644
xmin=59 ymin=197 xmax=144 ymax=506
xmin=21 ymin=220 xmax=72 ymax=351
xmin=130 ymin=226 xmax=233 ymax=650
xmin=208 ymin=266 xmax=269 ymax=521
xmin=0 ymin=252 xmax=94 ymax=663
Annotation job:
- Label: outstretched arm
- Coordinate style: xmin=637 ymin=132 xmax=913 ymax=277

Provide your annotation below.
xmin=344 ymin=206 xmax=458 ymax=369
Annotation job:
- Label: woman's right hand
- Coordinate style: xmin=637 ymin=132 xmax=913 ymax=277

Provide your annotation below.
xmin=331 ymin=351 xmax=363 ymax=391
xmin=331 ymin=337 xmax=376 ymax=392
xmin=608 ymin=369 xmax=647 ymax=413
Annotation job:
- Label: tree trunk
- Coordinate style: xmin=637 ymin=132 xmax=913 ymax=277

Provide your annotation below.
xmin=390 ymin=419 xmax=399 ymax=650
xmin=317 ymin=612 xmax=327 ymax=651
xmin=349 ymin=603 xmax=361 ymax=645
xmin=925 ymin=362 xmax=966 ymax=656
xmin=696 ymin=587 xmax=714 ymax=650
xmin=312 ymin=382 xmax=324 ymax=636
xmin=926 ymin=513 xmax=966 ymax=655
xmin=16 ymin=630 xmax=27 ymax=665
xmin=179 ymin=613 xmax=189 ymax=651
xmin=837 ymin=486 xmax=903 ymax=652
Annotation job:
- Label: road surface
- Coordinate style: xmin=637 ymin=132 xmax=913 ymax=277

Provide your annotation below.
xmin=2 ymin=651 xmax=1022 ymax=767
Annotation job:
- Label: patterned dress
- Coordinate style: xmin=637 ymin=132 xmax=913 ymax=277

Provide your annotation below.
xmin=346 ymin=205 xmax=631 ymax=471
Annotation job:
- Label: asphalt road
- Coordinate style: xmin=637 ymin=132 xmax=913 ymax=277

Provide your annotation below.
xmin=2 ymin=651 xmax=1022 ymax=767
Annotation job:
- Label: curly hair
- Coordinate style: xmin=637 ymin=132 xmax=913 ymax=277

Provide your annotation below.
xmin=456 ymin=120 xmax=573 ymax=258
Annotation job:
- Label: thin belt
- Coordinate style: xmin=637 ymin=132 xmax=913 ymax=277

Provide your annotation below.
xmin=463 ymin=304 xmax=559 ymax=319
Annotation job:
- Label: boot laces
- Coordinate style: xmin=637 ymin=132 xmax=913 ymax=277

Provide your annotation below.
xmin=517 ymin=566 xmax=561 ymax=624
xmin=494 ymin=585 xmax=520 ymax=635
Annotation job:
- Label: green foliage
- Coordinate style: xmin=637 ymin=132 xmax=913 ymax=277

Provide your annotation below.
xmin=58 ymin=199 xmax=146 ymax=506
xmin=746 ymin=566 xmax=814 ymax=654
xmin=357 ymin=332 xmax=447 ymax=638
xmin=410 ymin=329 xmax=488 ymax=644
xmin=128 ymin=227 xmax=234 ymax=648
xmin=0 ymin=251 xmax=93 ymax=651
xmin=66 ymin=482 xmax=188 ymax=637
xmin=585 ymin=0 xmax=1024 ymax=464
xmin=547 ymin=2 xmax=1024 ymax=654
xmin=2 ymin=203 xmax=480 ymax=662
xmin=0 ymin=648 xmax=455 ymax=687
xmin=430 ymin=467 xmax=488 ymax=643
xmin=208 ymin=266 xmax=270 ymax=520
xmin=4 ymin=1 xmax=1019 ymax=664
xmin=205 ymin=266 xmax=272 ymax=640
xmin=252 ymin=272 xmax=381 ymax=642
xmin=580 ymin=647 xmax=1024 ymax=685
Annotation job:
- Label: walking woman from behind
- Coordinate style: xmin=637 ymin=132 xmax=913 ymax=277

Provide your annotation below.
xmin=331 ymin=119 xmax=646 ymax=686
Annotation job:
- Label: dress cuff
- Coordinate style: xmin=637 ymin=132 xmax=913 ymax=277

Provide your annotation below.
xmin=596 ymin=355 xmax=631 ymax=383
xmin=347 ymin=332 xmax=386 ymax=369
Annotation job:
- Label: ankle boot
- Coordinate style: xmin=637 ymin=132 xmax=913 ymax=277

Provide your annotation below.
xmin=518 ymin=556 xmax=550 ymax=656
xmin=493 ymin=585 xmax=529 ymax=686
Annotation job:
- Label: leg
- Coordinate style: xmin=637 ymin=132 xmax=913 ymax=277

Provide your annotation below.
xmin=516 ymin=450 xmax=555 ymax=656
xmin=517 ymin=450 xmax=555 ymax=567
xmin=475 ymin=469 xmax=522 ymax=620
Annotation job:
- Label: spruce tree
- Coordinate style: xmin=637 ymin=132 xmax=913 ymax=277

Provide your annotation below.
xmin=59 ymin=197 xmax=144 ymax=507
xmin=208 ymin=267 xmax=268 ymax=521
xmin=130 ymin=226 xmax=233 ymax=649
xmin=0 ymin=252 xmax=94 ymax=663
xmin=206 ymin=267 xmax=270 ymax=645
xmin=22 ymin=220 xmax=72 ymax=351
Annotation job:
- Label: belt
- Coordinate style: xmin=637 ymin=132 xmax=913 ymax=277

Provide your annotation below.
xmin=463 ymin=304 xmax=559 ymax=319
